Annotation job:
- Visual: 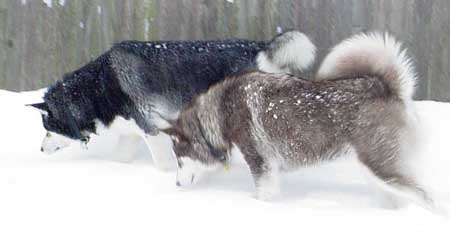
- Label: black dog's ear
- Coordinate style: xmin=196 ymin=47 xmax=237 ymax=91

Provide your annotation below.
xmin=28 ymin=102 xmax=49 ymax=115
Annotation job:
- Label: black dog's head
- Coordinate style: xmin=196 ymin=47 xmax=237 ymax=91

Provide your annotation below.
xmin=30 ymin=81 xmax=94 ymax=154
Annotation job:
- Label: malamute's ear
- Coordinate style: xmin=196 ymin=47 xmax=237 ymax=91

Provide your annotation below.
xmin=28 ymin=102 xmax=49 ymax=115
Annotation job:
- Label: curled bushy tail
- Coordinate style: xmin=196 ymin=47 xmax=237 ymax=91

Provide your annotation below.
xmin=257 ymin=30 xmax=316 ymax=74
xmin=317 ymin=32 xmax=416 ymax=102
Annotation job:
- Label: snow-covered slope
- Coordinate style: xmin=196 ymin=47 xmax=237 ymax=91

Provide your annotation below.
xmin=0 ymin=89 xmax=449 ymax=231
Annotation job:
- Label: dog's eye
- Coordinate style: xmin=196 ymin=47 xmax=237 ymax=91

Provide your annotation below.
xmin=46 ymin=132 xmax=51 ymax=138
xmin=219 ymin=155 xmax=226 ymax=162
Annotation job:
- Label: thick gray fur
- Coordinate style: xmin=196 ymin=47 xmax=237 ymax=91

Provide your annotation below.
xmin=165 ymin=32 xmax=435 ymax=209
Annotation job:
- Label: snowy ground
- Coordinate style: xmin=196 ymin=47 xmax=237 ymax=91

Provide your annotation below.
xmin=0 ymin=89 xmax=449 ymax=231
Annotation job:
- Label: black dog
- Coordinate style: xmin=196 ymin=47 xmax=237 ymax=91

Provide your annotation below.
xmin=30 ymin=31 xmax=316 ymax=170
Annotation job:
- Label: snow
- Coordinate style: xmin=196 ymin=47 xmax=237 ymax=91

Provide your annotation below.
xmin=0 ymin=89 xmax=449 ymax=231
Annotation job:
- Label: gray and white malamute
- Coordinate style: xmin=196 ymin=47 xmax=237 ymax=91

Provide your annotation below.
xmin=29 ymin=31 xmax=316 ymax=171
xmin=161 ymin=32 xmax=436 ymax=209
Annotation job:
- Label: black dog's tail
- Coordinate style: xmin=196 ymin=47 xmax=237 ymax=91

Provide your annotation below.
xmin=257 ymin=30 xmax=316 ymax=74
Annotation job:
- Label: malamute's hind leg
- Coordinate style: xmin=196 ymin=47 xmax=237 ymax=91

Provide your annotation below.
xmin=356 ymin=143 xmax=434 ymax=210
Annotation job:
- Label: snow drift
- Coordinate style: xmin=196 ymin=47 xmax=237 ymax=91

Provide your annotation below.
xmin=0 ymin=89 xmax=449 ymax=231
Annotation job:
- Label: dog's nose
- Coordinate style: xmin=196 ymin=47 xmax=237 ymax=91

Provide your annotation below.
xmin=40 ymin=147 xmax=44 ymax=152
xmin=176 ymin=181 xmax=181 ymax=187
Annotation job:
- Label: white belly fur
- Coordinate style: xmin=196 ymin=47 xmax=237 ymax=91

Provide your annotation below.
xmin=94 ymin=116 xmax=176 ymax=171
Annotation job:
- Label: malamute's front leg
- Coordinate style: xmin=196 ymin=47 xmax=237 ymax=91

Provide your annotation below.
xmin=240 ymin=145 xmax=280 ymax=200
xmin=143 ymin=133 xmax=176 ymax=171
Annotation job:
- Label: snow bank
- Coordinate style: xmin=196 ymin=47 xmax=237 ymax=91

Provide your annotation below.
xmin=0 ymin=89 xmax=449 ymax=231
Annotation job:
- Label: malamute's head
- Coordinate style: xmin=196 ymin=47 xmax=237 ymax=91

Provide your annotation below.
xmin=30 ymin=81 xmax=96 ymax=154
xmin=161 ymin=108 xmax=228 ymax=186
